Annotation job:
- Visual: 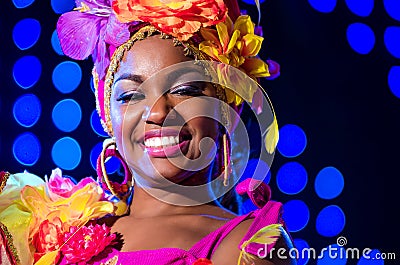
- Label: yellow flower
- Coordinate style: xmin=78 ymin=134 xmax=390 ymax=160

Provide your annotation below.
xmin=199 ymin=15 xmax=271 ymax=104
xmin=21 ymin=182 xmax=114 ymax=239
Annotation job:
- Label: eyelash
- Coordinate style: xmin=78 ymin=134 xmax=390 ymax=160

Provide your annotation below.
xmin=116 ymin=83 xmax=205 ymax=103
xmin=116 ymin=91 xmax=145 ymax=103
xmin=170 ymin=82 xmax=205 ymax=96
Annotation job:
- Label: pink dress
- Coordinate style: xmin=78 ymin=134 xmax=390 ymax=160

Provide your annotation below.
xmin=59 ymin=181 xmax=296 ymax=265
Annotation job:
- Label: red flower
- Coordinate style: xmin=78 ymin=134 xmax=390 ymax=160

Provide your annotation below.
xmin=113 ymin=0 xmax=227 ymax=41
xmin=192 ymin=258 xmax=213 ymax=265
xmin=32 ymin=217 xmax=65 ymax=263
xmin=61 ymin=224 xmax=116 ymax=264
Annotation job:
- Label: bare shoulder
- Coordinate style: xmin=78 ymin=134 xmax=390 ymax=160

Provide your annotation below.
xmin=211 ymin=219 xmax=294 ymax=265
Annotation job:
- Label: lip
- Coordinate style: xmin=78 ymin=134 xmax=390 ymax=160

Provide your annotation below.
xmin=139 ymin=128 xmax=191 ymax=158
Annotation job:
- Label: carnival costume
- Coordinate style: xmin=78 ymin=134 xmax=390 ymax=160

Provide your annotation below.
xmin=0 ymin=0 xmax=296 ymax=264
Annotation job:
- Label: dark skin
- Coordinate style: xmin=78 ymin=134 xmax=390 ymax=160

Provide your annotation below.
xmin=107 ymin=36 xmax=291 ymax=265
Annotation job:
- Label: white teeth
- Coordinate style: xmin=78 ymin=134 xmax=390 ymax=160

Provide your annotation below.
xmin=144 ymin=136 xmax=180 ymax=148
xmin=154 ymin=137 xmax=161 ymax=147
xmin=162 ymin=137 xmax=169 ymax=146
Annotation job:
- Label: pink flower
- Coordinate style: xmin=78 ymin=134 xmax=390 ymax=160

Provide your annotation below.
xmin=61 ymin=224 xmax=116 ymax=264
xmin=46 ymin=168 xmax=97 ymax=201
xmin=32 ymin=217 xmax=65 ymax=263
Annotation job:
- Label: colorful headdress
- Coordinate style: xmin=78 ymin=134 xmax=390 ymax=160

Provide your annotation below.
xmin=57 ymin=0 xmax=280 ymax=138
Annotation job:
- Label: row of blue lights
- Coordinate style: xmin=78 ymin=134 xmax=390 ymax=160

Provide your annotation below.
xmin=239 ymin=123 xmax=346 ymax=253
xmin=309 ymin=0 xmax=400 ymax=101
xmin=13 ymin=57 xmax=82 ymax=93
xmin=308 ymin=2 xmax=388 ymax=264
xmin=308 ymin=0 xmax=379 ymax=17
xmin=274 ymin=124 xmax=347 ymax=265
xmin=11 ymin=0 xmax=92 ymax=171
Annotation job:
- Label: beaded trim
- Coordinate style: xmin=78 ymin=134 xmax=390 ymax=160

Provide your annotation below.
xmin=0 ymin=222 xmax=20 ymax=265
xmin=0 ymin=172 xmax=10 ymax=193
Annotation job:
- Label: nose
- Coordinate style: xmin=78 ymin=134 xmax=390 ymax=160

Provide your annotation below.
xmin=145 ymin=94 xmax=175 ymax=126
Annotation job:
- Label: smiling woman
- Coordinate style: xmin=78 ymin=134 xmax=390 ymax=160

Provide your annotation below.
xmin=0 ymin=0 xmax=295 ymax=265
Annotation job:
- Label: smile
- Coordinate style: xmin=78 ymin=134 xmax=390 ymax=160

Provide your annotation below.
xmin=141 ymin=128 xmax=191 ymax=158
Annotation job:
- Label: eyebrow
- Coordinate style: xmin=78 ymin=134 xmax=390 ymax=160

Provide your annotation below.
xmin=113 ymin=66 xmax=206 ymax=86
xmin=166 ymin=67 xmax=205 ymax=83
xmin=114 ymin=73 xmax=144 ymax=85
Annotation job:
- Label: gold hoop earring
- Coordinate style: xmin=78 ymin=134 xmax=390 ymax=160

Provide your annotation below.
xmin=223 ymin=133 xmax=231 ymax=187
xmin=96 ymin=138 xmax=133 ymax=201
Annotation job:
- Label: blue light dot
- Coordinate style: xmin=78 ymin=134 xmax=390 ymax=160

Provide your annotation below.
xmin=52 ymin=99 xmax=82 ymax=132
xmin=277 ymin=162 xmax=308 ymax=195
xmin=357 ymin=249 xmax=384 ymax=265
xmin=51 ymin=30 xmax=64 ymax=55
xmin=13 ymin=56 xmax=42 ymax=89
xmin=52 ymin=61 xmax=82 ymax=93
xmin=13 ymin=18 xmax=41 ymax=50
xmin=52 ymin=137 xmax=81 ymax=170
xmin=388 ymin=66 xmax=400 ymax=98
xmin=308 ymin=0 xmax=336 ymax=13
xmin=277 ymin=124 xmax=307 ymax=158
xmin=12 ymin=0 xmax=35 ymax=8
xmin=384 ymin=0 xmax=400 ymax=22
xmin=345 ymin=0 xmax=374 ymax=17
xmin=13 ymin=94 xmax=41 ymax=127
xmin=347 ymin=23 xmax=375 ymax=55
xmin=91 ymin=110 xmax=108 ymax=137
xmin=283 ymin=200 xmax=310 ymax=232
xmin=315 ymin=167 xmax=344 ymax=199
xmin=293 ymin=239 xmax=310 ymax=265
xmin=316 ymin=205 xmax=346 ymax=237
xmin=90 ymin=142 xmax=121 ymax=174
xmin=317 ymin=244 xmax=347 ymax=265
xmin=384 ymin=26 xmax=400 ymax=58
xmin=13 ymin=132 xmax=41 ymax=166
xmin=240 ymin=158 xmax=271 ymax=183
xmin=51 ymin=0 xmax=75 ymax=14
xmin=241 ymin=0 xmax=266 ymax=4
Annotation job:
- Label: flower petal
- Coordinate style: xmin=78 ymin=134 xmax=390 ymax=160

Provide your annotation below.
xmin=216 ymin=21 xmax=230 ymax=53
xmin=226 ymin=30 xmax=240 ymax=54
xmin=241 ymin=34 xmax=263 ymax=57
xmin=241 ymin=57 xmax=270 ymax=78
xmin=103 ymin=14 xmax=130 ymax=48
xmin=233 ymin=15 xmax=254 ymax=36
xmin=56 ymin=11 xmax=103 ymax=60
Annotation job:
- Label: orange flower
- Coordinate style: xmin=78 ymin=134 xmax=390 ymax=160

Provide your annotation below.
xmin=113 ymin=0 xmax=227 ymax=41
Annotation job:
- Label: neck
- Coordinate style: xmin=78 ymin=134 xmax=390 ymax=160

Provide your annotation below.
xmin=128 ymin=186 xmax=219 ymax=218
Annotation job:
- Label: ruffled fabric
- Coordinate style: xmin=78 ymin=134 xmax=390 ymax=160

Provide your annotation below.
xmin=0 ymin=172 xmax=45 ymax=265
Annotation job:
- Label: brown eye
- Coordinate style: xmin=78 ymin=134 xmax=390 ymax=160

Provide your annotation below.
xmin=116 ymin=91 xmax=145 ymax=103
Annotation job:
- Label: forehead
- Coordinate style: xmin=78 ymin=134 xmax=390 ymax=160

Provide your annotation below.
xmin=115 ymin=35 xmax=193 ymax=79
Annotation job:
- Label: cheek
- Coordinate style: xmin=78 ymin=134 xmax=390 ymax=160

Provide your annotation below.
xmin=110 ymin=103 xmax=124 ymax=137
xmin=110 ymin=103 xmax=144 ymax=141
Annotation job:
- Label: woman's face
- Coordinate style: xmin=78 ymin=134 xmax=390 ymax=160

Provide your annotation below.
xmin=110 ymin=35 xmax=222 ymax=186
